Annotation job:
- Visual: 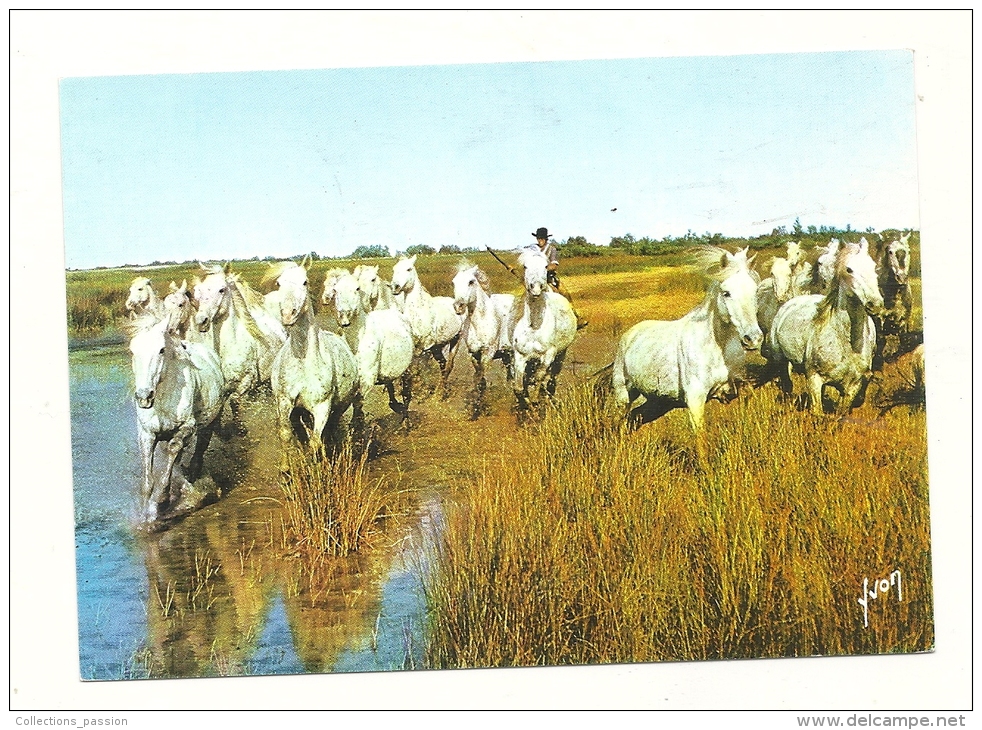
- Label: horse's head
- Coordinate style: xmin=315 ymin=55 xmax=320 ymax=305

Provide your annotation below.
xmin=354 ymin=265 xmax=384 ymax=308
xmin=770 ymin=256 xmax=793 ymax=302
xmin=273 ymin=262 xmax=311 ymax=327
xmin=162 ymin=280 xmax=194 ymax=336
xmin=837 ymin=239 xmax=884 ymax=316
xmin=128 ymin=319 xmax=177 ymax=409
xmin=882 ymin=236 xmax=911 ymax=285
xmin=192 ymin=265 xmax=232 ymax=332
xmin=786 ymin=241 xmax=803 ymax=269
xmin=816 ymin=238 xmax=841 ymax=289
xmin=452 ymin=263 xmax=488 ymax=315
xmin=126 ymin=277 xmax=154 ymax=313
xmin=326 ymin=271 xmax=364 ymax=328
xmin=519 ymin=249 xmax=549 ymax=298
xmin=714 ymin=248 xmax=763 ymax=351
xmin=390 ymin=255 xmax=418 ymax=296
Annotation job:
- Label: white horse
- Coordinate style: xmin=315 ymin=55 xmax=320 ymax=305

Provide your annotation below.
xmin=126 ymin=277 xmax=165 ymax=319
xmin=874 ymin=231 xmax=914 ymax=366
xmin=511 ymin=248 xmax=577 ymax=414
xmin=353 ymin=264 xmax=397 ymax=311
xmin=192 ymin=263 xmax=287 ymax=427
xmin=451 ymin=261 xmax=516 ymax=418
xmin=785 ymin=240 xmax=813 ymax=297
xmin=125 ymin=316 xmax=225 ymax=525
xmin=814 ymin=238 xmax=841 ymax=292
xmin=756 ymin=256 xmax=793 ymax=335
xmin=612 ymin=247 xmax=762 ymax=455
xmin=766 ymin=238 xmax=883 ymax=414
xmin=159 ymin=279 xmax=204 ymax=342
xmin=322 ymin=269 xmax=415 ymax=423
xmin=390 ymin=255 xmax=463 ymax=396
xmin=269 ymin=261 xmax=359 ymax=456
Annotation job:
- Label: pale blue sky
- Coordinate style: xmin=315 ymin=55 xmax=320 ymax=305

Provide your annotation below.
xmin=60 ymin=51 xmax=917 ymax=269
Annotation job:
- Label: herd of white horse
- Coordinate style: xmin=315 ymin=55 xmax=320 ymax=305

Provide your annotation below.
xmin=121 ymin=233 xmax=915 ymax=526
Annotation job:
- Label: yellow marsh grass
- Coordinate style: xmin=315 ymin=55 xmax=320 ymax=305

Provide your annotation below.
xmin=280 ymin=442 xmax=394 ymax=558
xmin=425 ymin=382 xmax=932 ymax=668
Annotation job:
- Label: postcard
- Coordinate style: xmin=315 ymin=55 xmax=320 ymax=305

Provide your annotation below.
xmin=58 ymin=49 xmax=936 ymax=683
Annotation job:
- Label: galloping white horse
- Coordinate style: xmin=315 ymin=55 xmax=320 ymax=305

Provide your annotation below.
xmin=511 ymin=248 xmax=577 ymax=413
xmin=766 ymin=238 xmax=883 ymax=414
xmin=612 ymin=247 xmax=762 ymax=453
xmin=874 ymin=231 xmax=914 ymax=366
xmin=785 ymin=240 xmax=813 ymax=297
xmin=390 ymin=255 xmax=462 ymax=396
xmin=193 ymin=263 xmax=287 ymax=426
xmin=125 ymin=316 xmax=225 ymax=525
xmin=756 ymin=256 xmax=793 ymax=335
xmin=269 ymin=261 xmax=359 ymax=456
xmin=126 ymin=277 xmax=165 ymax=319
xmin=814 ymin=238 xmax=841 ymax=292
xmin=353 ymin=264 xmax=397 ymax=311
xmin=159 ymin=280 xmax=202 ymax=341
xmin=322 ymin=269 xmax=415 ymax=422
xmin=451 ymin=261 xmax=516 ymax=418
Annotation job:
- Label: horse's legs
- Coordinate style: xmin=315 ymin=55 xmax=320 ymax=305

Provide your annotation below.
xmin=186 ymin=422 xmax=214 ymax=483
xmin=431 ymin=340 xmax=456 ymax=400
xmin=324 ymin=405 xmax=347 ymax=455
xmin=400 ymin=370 xmax=413 ymax=417
xmin=685 ymin=392 xmax=709 ymax=465
xmin=276 ymin=397 xmax=295 ymax=474
xmin=778 ymin=361 xmax=795 ymax=401
xmin=351 ymin=391 xmax=366 ymax=438
xmin=385 ymin=381 xmax=408 ymax=417
xmin=511 ymin=351 xmax=530 ymax=414
xmin=309 ymin=400 xmax=333 ymax=457
xmin=546 ymin=351 xmax=566 ymax=399
xmin=161 ymin=424 xmax=193 ymax=514
xmin=840 ymin=374 xmax=868 ymax=414
xmin=138 ymin=428 xmax=157 ymax=523
xmin=469 ymin=351 xmax=486 ymax=420
xmin=806 ymin=372 xmax=826 ymax=415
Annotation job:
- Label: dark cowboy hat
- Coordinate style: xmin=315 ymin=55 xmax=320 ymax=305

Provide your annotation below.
xmin=532 ymin=227 xmax=552 ymax=239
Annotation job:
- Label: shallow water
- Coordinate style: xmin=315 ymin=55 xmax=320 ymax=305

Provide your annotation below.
xmin=70 ymin=345 xmax=433 ymax=680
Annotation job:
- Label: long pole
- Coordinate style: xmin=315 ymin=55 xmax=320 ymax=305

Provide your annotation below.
xmin=486 ymin=247 xmax=523 ymax=282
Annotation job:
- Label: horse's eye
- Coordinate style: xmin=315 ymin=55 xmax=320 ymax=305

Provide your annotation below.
xmin=721 ymin=290 xmax=731 ymax=298
xmin=303 ymin=281 xmax=308 ymax=287
xmin=219 ymin=288 xmax=226 ymax=294
xmin=846 ymin=267 xmax=854 ymax=274
xmin=159 ymin=347 xmax=165 ymax=355
xmin=469 ymin=279 xmax=475 ymax=286
xmin=178 ymin=301 xmax=184 ymax=307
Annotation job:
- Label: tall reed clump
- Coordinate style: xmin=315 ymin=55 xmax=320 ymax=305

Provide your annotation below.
xmin=280 ymin=441 xmax=392 ymax=557
xmin=424 ymin=382 xmax=932 ymax=668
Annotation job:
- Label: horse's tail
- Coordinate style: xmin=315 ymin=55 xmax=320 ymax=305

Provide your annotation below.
xmin=590 ymin=362 xmax=615 ymax=402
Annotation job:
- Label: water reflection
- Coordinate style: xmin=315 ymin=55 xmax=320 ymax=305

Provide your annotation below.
xmin=71 ymin=346 xmax=430 ymax=680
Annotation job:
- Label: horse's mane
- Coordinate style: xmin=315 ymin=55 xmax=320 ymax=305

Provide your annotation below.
xmin=685 ymin=246 xmax=754 ymax=285
xmin=816 ymin=241 xmax=863 ymax=318
xmin=121 ymin=312 xmax=163 ymax=339
xmin=456 ymin=258 xmax=492 ymax=293
xmin=261 ymin=261 xmax=302 ymax=287
xmin=518 ymin=248 xmax=548 ymax=271
xmin=227 ymin=272 xmax=265 ymax=309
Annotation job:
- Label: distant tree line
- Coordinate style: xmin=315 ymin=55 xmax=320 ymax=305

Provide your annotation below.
xmin=558 ymin=218 xmax=908 ymax=258
xmin=85 ymin=220 xmax=907 ymax=270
